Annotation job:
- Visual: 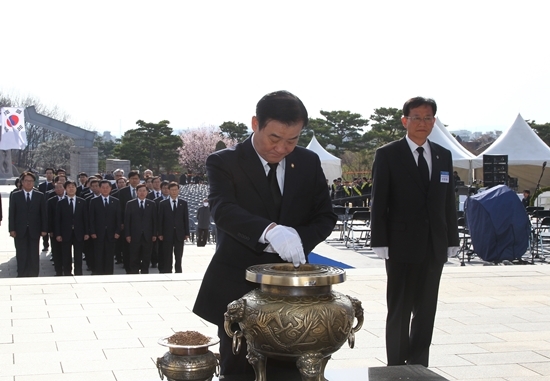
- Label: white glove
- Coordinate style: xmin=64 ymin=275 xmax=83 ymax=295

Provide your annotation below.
xmin=265 ymin=225 xmax=305 ymax=267
xmin=372 ymin=247 xmax=389 ymax=260
xmin=447 ymin=246 xmax=460 ymax=258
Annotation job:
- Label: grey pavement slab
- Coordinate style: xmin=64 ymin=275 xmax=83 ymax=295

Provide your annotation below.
xmin=2 ymin=186 xmax=550 ymax=380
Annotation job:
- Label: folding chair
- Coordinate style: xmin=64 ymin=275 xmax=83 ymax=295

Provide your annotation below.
xmin=345 ymin=211 xmax=371 ymax=250
xmin=530 ymin=210 xmax=550 ymax=259
xmin=535 ymin=216 xmax=550 ymax=261
xmin=332 ymin=206 xmax=348 ymax=241
xmin=457 ymin=217 xmax=474 ymax=266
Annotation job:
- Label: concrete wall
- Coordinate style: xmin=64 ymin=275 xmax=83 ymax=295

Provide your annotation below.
xmin=70 ymin=146 xmax=98 ymax=178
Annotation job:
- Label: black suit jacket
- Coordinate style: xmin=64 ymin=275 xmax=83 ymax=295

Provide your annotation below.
xmin=158 ymin=198 xmax=190 ymax=241
xmin=47 ymin=195 xmax=64 ymax=234
xmin=370 ymin=138 xmax=459 ymax=263
xmin=193 ymin=136 xmax=337 ymax=326
xmin=89 ymin=196 xmax=121 ymax=242
xmin=8 ymin=190 xmax=47 ymax=238
xmin=116 ymin=186 xmax=135 ymax=222
xmin=55 ymin=197 xmax=89 ymax=241
xmin=38 ymin=181 xmax=54 ymax=194
xmin=124 ymin=198 xmax=157 ymax=241
xmin=147 ymin=190 xmax=162 ymax=200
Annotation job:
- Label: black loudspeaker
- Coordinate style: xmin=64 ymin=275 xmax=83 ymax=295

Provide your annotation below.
xmin=483 ymin=155 xmax=508 ymax=188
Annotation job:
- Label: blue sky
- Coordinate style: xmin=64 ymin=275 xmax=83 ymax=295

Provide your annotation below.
xmin=2 ymin=0 xmax=548 ymax=136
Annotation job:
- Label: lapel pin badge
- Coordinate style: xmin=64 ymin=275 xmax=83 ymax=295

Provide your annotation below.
xmin=291 ymin=163 xmax=295 ymax=168
xmin=436 ymin=155 xmax=439 ymax=159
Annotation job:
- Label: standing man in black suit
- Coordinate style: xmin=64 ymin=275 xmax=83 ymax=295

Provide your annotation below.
xmin=38 ymin=167 xmax=55 ymax=252
xmin=38 ymin=167 xmax=55 ymax=193
xmin=47 ymin=181 xmax=66 ymax=276
xmin=157 ymin=182 xmax=189 ymax=273
xmin=196 ymin=199 xmax=211 ymax=247
xmin=146 ymin=176 xmax=162 ymax=201
xmin=370 ymin=97 xmax=459 ymax=367
xmin=55 ymin=181 xmax=89 ymax=276
xmin=9 ymin=172 xmax=48 ymax=277
xmin=124 ymin=184 xmax=157 ymax=274
xmin=114 ymin=171 xmax=141 ymax=270
xmin=89 ymin=180 xmax=121 ymax=275
xmin=192 ymin=91 xmax=337 ymax=376
xmin=76 ymin=172 xmax=88 ymax=197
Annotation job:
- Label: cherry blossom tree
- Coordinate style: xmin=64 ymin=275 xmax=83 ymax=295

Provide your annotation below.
xmin=178 ymin=126 xmax=237 ymax=174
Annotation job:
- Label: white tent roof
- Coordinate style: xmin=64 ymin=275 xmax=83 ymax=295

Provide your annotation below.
xmin=428 ymin=117 xmax=474 ymax=169
xmin=306 ymin=135 xmax=341 ymax=181
xmin=472 ymin=113 xmax=550 ymax=168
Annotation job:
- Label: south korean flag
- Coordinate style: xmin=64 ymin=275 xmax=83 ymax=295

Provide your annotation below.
xmin=0 ymin=107 xmax=28 ymax=150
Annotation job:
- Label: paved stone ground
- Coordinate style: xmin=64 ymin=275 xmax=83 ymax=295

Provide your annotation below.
xmin=1 ymin=185 xmax=550 ymax=380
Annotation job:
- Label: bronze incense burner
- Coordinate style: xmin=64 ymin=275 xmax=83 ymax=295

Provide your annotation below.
xmin=224 ymin=263 xmax=364 ymax=381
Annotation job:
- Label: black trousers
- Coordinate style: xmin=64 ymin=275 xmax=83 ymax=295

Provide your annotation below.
xmin=161 ymin=234 xmax=184 ymax=273
xmin=128 ymin=235 xmax=153 ymax=274
xmin=385 ymin=257 xmax=444 ymax=367
xmin=14 ymin=230 xmax=40 ymax=277
xmin=84 ymin=238 xmax=95 ymax=272
xmin=196 ymin=228 xmax=208 ymax=247
xmin=93 ymin=238 xmax=116 ymax=275
xmin=61 ymin=234 xmax=84 ymax=276
xmin=50 ymin=235 xmax=63 ymax=275
xmin=42 ymin=234 xmax=50 ymax=251
xmin=151 ymin=240 xmax=158 ymax=266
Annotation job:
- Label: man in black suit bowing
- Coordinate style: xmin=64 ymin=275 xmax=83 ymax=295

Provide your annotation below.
xmin=9 ymin=172 xmax=48 ymax=277
xmin=124 ymin=184 xmax=157 ymax=274
xmin=157 ymin=182 xmax=189 ymax=273
xmin=89 ymin=180 xmax=121 ymax=275
xmin=192 ymin=91 xmax=337 ymax=376
xmin=370 ymin=97 xmax=459 ymax=367
xmin=55 ymin=181 xmax=89 ymax=276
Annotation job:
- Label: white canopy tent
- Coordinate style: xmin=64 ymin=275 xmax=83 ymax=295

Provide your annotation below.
xmin=472 ymin=114 xmax=550 ymax=190
xmin=306 ymin=135 xmax=342 ymax=181
xmin=429 ymin=117 xmax=475 ymax=170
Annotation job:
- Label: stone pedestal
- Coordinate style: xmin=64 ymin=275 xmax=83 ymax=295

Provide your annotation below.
xmin=0 ymin=150 xmax=14 ymax=178
xmin=106 ymin=159 xmax=131 ymax=176
xmin=212 ymin=365 xmax=448 ymax=381
xmin=70 ymin=146 xmax=98 ymax=177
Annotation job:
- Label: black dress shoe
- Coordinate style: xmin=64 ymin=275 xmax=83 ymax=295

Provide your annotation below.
xmin=151 ymin=263 xmax=157 ymax=268
xmin=115 ymin=260 xmax=122 ymax=264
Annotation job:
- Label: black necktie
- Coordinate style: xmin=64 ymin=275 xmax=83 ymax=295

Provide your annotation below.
xmin=267 ymin=163 xmax=282 ymax=214
xmin=140 ymin=200 xmax=144 ymax=209
xmin=417 ymin=147 xmax=430 ymax=189
xmin=172 ymin=200 xmax=177 ymax=212
xmin=132 ymin=188 xmax=136 ymax=199
xmin=156 ymin=192 xmax=160 ymax=198
xmin=104 ymin=198 xmax=108 ymax=207
xmin=26 ymin=192 xmax=31 ymax=204
xmin=70 ymin=198 xmax=74 ymax=213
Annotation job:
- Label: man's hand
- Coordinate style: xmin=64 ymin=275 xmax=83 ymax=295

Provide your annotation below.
xmin=114 ymin=233 xmax=120 ymax=239
xmin=10 ymin=231 xmax=16 ymax=238
xmin=91 ymin=234 xmax=97 ymax=239
xmin=158 ymin=235 xmax=163 ymax=241
xmin=126 ymin=237 xmax=131 ymax=243
xmin=56 ymin=236 xmax=62 ymax=242
xmin=152 ymin=236 xmax=157 ymax=242
xmin=84 ymin=235 xmax=89 ymax=241
xmin=41 ymin=232 xmax=47 ymax=237
xmin=265 ymin=225 xmax=305 ymax=267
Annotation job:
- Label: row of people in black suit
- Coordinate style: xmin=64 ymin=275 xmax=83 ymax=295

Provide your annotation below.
xmin=11 ymin=170 xmax=189 ymax=277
